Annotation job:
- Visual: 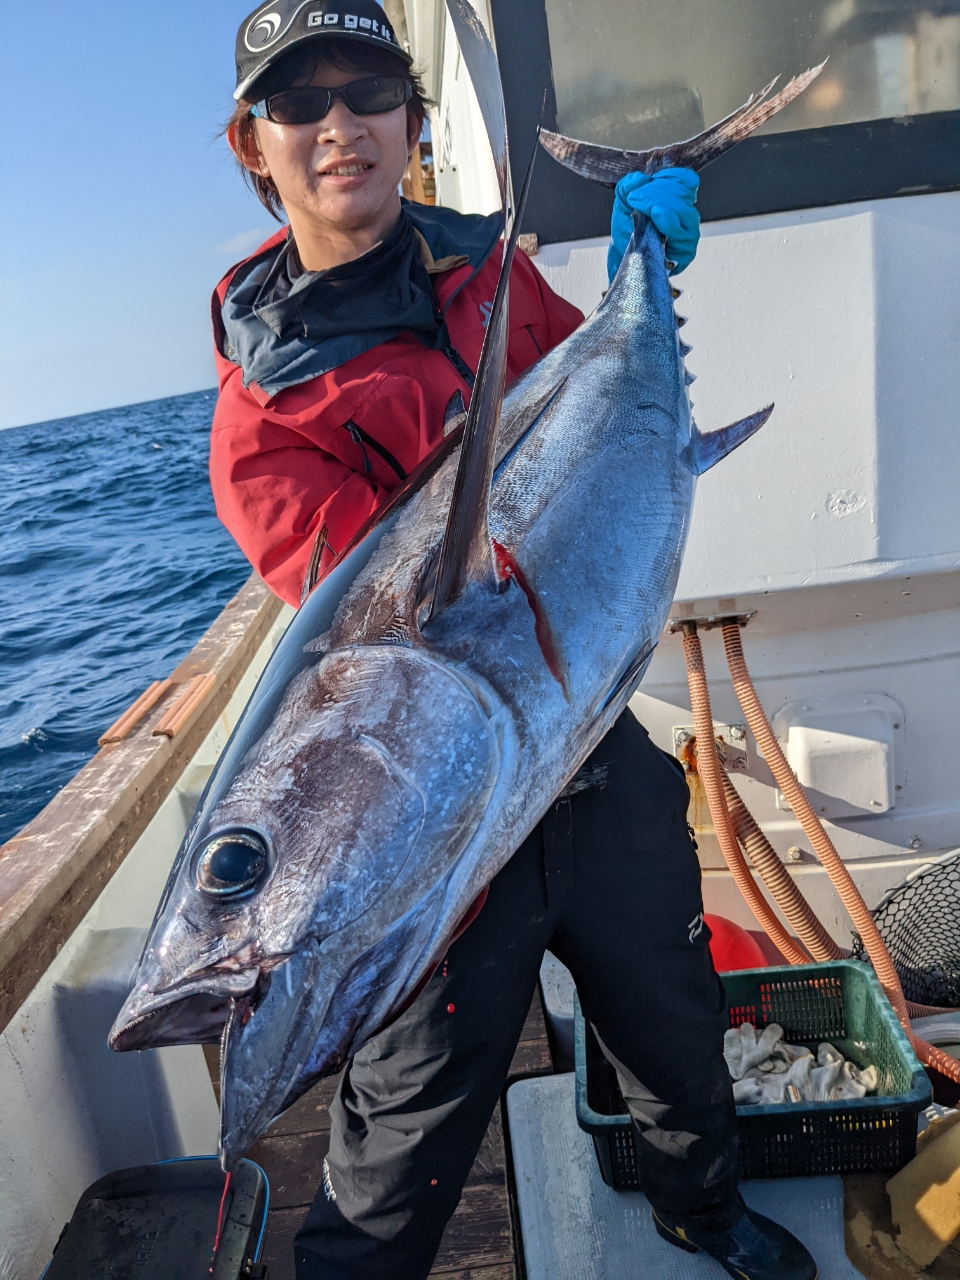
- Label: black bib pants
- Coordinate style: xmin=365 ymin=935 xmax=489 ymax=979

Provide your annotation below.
xmin=294 ymin=710 xmax=742 ymax=1279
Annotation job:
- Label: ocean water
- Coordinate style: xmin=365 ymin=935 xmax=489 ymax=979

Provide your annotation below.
xmin=0 ymin=390 xmax=250 ymax=846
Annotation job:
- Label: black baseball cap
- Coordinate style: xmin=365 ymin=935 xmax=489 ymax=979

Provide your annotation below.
xmin=235 ymin=0 xmax=412 ymax=101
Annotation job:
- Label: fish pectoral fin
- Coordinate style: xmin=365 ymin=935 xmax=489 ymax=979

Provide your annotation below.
xmin=427 ymin=0 xmax=538 ymax=622
xmin=683 ymin=405 xmax=774 ymax=476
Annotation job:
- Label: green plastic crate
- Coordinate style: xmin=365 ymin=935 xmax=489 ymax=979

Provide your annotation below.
xmin=575 ymin=960 xmax=931 ymax=1188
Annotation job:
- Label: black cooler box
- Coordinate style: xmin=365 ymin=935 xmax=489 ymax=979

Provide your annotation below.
xmin=42 ymin=1157 xmax=268 ymax=1279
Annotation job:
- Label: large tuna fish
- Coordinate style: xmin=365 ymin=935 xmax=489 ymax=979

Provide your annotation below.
xmin=110 ymin=0 xmax=822 ymax=1169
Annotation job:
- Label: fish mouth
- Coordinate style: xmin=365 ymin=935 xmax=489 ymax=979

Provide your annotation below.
xmin=110 ymin=991 xmax=235 ymax=1050
xmin=109 ymin=964 xmax=261 ymax=1052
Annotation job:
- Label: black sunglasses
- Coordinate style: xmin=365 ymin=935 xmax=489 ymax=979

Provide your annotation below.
xmin=251 ymin=76 xmax=413 ymax=126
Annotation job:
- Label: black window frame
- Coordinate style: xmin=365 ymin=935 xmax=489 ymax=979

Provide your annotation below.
xmin=489 ymin=0 xmax=960 ymax=245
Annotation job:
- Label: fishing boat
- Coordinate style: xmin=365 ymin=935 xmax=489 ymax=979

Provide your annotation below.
xmin=3 ymin=0 xmax=960 ymax=1276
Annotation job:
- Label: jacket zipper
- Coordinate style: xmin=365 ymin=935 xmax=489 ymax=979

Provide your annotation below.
xmin=440 ymin=343 xmax=476 ymax=390
xmin=343 ymin=420 xmax=408 ymax=482
xmin=301 ymin=522 xmax=331 ymax=606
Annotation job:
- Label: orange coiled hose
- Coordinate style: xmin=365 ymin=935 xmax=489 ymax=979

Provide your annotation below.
xmin=727 ymin=763 xmax=953 ymax=1019
xmin=720 ymin=621 xmax=960 ymax=1085
xmin=681 ymin=628 xmax=809 ymax=965
xmin=910 ymin=1000 xmax=960 ymax=1018
xmin=724 ymin=767 xmax=949 ymax=1018
xmin=722 ymin=720 xmax=948 ymax=1016
xmin=721 ymin=774 xmax=954 ymax=1025
xmin=719 ymin=770 xmax=841 ymax=963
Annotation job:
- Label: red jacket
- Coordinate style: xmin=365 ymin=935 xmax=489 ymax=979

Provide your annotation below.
xmin=210 ymin=222 xmax=582 ymax=607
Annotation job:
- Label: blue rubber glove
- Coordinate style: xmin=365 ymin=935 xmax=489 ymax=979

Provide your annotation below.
xmin=608 ymin=167 xmax=700 ymax=282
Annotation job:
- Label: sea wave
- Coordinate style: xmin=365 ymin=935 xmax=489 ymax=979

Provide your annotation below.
xmin=0 ymin=390 xmax=250 ymax=844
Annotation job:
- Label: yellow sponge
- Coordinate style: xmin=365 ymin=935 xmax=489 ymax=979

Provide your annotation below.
xmin=887 ymin=1117 xmax=960 ymax=1267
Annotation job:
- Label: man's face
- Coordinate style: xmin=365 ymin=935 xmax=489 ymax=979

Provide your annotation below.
xmin=244 ymin=59 xmax=416 ymax=235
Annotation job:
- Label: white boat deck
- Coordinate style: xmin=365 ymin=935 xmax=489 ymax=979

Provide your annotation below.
xmin=507 ymin=1072 xmax=866 ymax=1280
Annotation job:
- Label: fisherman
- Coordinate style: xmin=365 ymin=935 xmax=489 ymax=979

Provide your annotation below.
xmin=209 ymin=4 xmax=816 ymax=1278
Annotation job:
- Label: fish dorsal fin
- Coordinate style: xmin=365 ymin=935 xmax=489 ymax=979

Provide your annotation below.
xmin=426 ymin=0 xmax=531 ymax=622
xmin=539 ymin=63 xmax=826 ymax=185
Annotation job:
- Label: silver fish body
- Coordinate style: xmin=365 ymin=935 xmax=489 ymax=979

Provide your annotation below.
xmin=111 ymin=214 xmax=756 ymax=1166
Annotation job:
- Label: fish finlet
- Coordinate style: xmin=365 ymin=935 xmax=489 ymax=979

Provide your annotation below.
xmin=684 ymin=371 xmax=697 ymax=385
xmin=679 ymin=340 xmax=693 ymax=356
xmin=675 ymin=314 xmax=688 ymax=328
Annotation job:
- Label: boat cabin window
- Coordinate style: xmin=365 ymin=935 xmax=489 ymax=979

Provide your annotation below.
xmin=490 ymin=0 xmax=960 ymax=243
xmin=546 ymin=0 xmax=960 ymax=147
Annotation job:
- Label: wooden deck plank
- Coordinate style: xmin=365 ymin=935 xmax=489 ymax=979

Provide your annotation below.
xmin=265 ymin=1074 xmax=341 ymax=1138
xmin=431 ymin=1184 xmax=515 ymax=1272
xmin=258 ymin=1189 xmax=515 ymax=1278
xmin=259 ymin=1206 xmax=308 ymax=1280
xmin=518 ymin=996 xmax=547 ymax=1047
xmin=507 ymin=1036 xmax=552 ymax=1077
xmin=248 ymin=1129 xmax=332 ymax=1210
xmin=430 ymin=1270 xmax=516 ymax=1280
xmin=464 ymin=1106 xmax=506 ymax=1189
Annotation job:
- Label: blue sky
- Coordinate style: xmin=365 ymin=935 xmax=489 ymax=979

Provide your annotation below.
xmin=0 ymin=2 xmax=278 ymax=429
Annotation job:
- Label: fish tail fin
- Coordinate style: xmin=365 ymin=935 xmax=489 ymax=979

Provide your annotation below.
xmin=539 ymin=63 xmax=826 ymax=186
xmin=426 ymin=0 xmax=535 ymax=621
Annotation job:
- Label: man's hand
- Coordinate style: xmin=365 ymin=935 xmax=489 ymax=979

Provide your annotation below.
xmin=608 ymin=168 xmax=700 ymax=282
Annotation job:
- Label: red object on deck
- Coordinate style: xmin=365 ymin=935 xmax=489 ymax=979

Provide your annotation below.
xmin=705 ymin=914 xmax=769 ymax=972
xmin=210 ymin=1170 xmax=232 ymax=1272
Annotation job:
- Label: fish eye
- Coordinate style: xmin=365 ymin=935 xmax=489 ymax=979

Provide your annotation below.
xmin=195 ymin=829 xmax=270 ymax=898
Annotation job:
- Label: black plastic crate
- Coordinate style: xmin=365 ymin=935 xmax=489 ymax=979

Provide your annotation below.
xmin=575 ymin=960 xmax=931 ymax=1188
xmin=41 ymin=1157 xmax=268 ymax=1279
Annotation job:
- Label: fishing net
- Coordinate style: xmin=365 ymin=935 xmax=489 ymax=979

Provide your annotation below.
xmin=852 ymin=851 xmax=960 ymax=1009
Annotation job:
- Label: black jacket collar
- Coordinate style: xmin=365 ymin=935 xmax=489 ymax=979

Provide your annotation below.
xmin=219 ymin=201 xmax=502 ymax=399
